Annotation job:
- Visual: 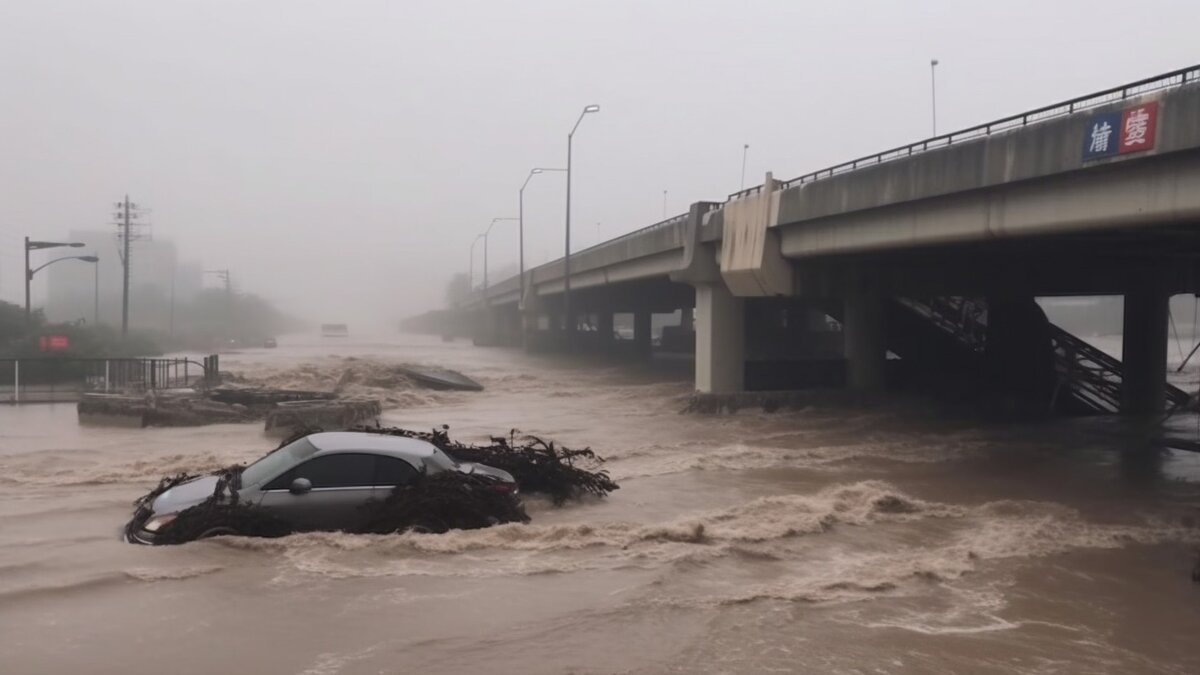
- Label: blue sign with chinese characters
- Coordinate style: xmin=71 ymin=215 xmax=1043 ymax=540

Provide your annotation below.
xmin=1082 ymin=112 xmax=1121 ymax=160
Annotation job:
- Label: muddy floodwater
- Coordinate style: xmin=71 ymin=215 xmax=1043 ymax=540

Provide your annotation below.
xmin=3 ymin=334 xmax=1200 ymax=674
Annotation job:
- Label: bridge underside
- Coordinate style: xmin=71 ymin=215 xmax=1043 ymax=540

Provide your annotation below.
xmin=468 ymin=220 xmax=1199 ymax=416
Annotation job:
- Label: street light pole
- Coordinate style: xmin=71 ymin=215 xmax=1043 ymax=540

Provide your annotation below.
xmin=24 ymin=237 xmax=87 ymax=324
xmin=930 ymin=58 xmax=939 ymax=136
xmin=740 ymin=143 xmax=750 ymax=190
xmin=482 ymin=217 xmax=518 ymax=297
xmin=564 ymin=104 xmax=600 ymax=349
xmin=469 ymin=233 xmax=484 ymax=291
xmin=519 ymin=167 xmax=566 ymax=307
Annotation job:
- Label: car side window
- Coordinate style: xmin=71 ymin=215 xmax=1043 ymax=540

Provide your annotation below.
xmin=374 ymin=456 xmax=420 ymax=487
xmin=264 ymin=453 xmax=377 ymax=490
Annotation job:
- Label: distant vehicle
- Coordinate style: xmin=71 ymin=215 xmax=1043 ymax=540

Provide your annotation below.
xmin=125 ymin=431 xmax=517 ymax=545
xmin=320 ymin=323 xmax=349 ymax=337
xmin=263 ymin=337 xmax=277 ymax=348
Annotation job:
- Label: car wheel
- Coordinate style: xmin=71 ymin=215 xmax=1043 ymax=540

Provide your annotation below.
xmin=406 ymin=517 xmax=448 ymax=535
xmin=196 ymin=526 xmax=238 ymax=539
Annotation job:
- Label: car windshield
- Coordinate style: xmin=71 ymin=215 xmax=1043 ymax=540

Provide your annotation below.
xmin=239 ymin=437 xmax=318 ymax=487
xmin=425 ymin=447 xmax=459 ymax=471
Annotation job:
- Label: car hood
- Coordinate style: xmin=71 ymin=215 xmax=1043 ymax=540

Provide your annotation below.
xmin=152 ymin=475 xmax=222 ymax=515
xmin=457 ymin=462 xmax=516 ymax=484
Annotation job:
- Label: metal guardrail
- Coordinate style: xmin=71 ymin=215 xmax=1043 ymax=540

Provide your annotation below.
xmin=0 ymin=356 xmax=215 ymax=404
xmin=567 ymin=212 xmax=688 ymax=260
xmin=730 ymin=64 xmax=1200 ymax=200
xmin=471 ymin=211 xmax=699 ymax=303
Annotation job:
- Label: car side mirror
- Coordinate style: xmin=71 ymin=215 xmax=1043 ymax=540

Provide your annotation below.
xmin=289 ymin=477 xmax=312 ymax=495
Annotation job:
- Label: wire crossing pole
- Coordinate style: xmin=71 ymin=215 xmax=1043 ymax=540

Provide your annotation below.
xmin=121 ymin=195 xmax=131 ymax=336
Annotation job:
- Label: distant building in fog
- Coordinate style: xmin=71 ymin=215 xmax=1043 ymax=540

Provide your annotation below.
xmin=43 ymin=230 xmax=201 ymax=331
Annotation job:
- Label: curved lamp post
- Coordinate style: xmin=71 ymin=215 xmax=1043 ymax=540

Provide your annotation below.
xmin=483 ymin=216 xmax=518 ymax=297
xmin=25 ymin=237 xmax=89 ymax=323
xmin=469 ymin=233 xmax=485 ymax=291
xmin=564 ymin=104 xmax=600 ymax=348
xmin=519 ymin=167 xmax=565 ymax=307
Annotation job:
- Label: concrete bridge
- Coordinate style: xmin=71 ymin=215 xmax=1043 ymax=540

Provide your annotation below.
xmin=462 ymin=65 xmax=1200 ymax=415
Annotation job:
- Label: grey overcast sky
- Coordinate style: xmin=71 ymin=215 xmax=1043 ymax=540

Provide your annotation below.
xmin=2 ymin=0 xmax=1197 ymax=328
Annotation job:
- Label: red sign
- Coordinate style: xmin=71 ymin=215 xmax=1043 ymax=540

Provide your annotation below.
xmin=1117 ymin=102 xmax=1158 ymax=154
xmin=38 ymin=335 xmax=70 ymax=352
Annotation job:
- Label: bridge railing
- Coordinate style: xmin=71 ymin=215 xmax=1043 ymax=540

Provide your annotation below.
xmin=567 ymin=212 xmax=688 ymax=260
xmin=474 ymin=206 xmax=723 ymax=304
xmin=730 ymin=64 xmax=1200 ymax=200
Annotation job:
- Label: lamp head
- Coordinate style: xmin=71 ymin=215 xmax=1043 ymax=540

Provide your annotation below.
xmin=80 ymin=256 xmax=99 ymax=263
xmin=583 ymin=104 xmax=600 ymax=113
xmin=531 ymin=168 xmax=543 ymax=175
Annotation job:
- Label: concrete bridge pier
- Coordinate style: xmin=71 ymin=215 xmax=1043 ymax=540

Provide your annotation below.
xmin=1121 ymin=272 xmax=1169 ymax=415
xmin=694 ymin=282 xmax=745 ymax=393
xmin=634 ymin=310 xmax=653 ymax=359
xmin=597 ymin=311 xmax=614 ymax=343
xmin=984 ymin=294 xmax=1056 ymax=414
xmin=843 ymin=276 xmax=886 ymax=392
xmin=472 ymin=305 xmax=521 ymax=347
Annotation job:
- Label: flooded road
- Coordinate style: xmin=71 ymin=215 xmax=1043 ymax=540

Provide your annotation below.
xmin=2 ymin=334 xmax=1200 ymax=674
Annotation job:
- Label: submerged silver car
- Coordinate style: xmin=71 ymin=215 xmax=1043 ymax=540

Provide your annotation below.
xmin=126 ymin=431 xmax=517 ymax=544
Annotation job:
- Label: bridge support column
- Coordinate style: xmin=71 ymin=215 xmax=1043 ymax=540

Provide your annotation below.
xmin=1122 ymin=277 xmax=1169 ymax=415
xmin=844 ymin=283 xmax=885 ymax=391
xmin=598 ymin=311 xmax=614 ymax=343
xmin=985 ymin=295 xmax=1055 ymax=414
xmin=695 ymin=283 xmax=744 ymax=393
xmin=634 ymin=310 xmax=652 ymax=359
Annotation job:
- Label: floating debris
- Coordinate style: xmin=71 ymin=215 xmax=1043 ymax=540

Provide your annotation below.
xmin=207 ymin=387 xmax=337 ymax=406
xmin=359 ymin=471 xmax=529 ymax=534
xmin=335 ymin=425 xmax=619 ymax=505
xmin=263 ymin=399 xmax=382 ymax=435
xmin=394 ymin=365 xmax=484 ymax=391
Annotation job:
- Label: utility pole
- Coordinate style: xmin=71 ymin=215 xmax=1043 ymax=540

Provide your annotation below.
xmin=93 ymin=250 xmax=99 ymax=325
xmin=662 ymin=190 xmax=668 ymax=219
xmin=205 ymin=269 xmax=232 ymax=341
xmin=114 ymin=195 xmax=145 ymax=337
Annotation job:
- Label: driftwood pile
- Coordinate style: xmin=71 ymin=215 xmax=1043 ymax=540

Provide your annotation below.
xmin=336 ymin=425 xmax=619 ymax=505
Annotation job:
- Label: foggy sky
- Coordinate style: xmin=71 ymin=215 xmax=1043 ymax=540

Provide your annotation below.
xmin=2 ymin=0 xmax=1198 ymax=331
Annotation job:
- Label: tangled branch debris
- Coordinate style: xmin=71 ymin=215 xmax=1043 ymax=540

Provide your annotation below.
xmin=338 ymin=425 xmax=619 ymax=505
xmin=359 ymin=471 xmax=529 ymax=534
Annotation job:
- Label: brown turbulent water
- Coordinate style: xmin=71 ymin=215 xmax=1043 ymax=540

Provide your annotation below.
xmin=2 ymin=334 xmax=1200 ymax=674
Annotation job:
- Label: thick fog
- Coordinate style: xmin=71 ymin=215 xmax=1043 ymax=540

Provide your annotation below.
xmin=2 ymin=0 xmax=1197 ymax=331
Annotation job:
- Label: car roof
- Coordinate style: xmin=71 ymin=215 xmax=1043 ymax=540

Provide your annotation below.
xmin=305 ymin=431 xmax=438 ymax=459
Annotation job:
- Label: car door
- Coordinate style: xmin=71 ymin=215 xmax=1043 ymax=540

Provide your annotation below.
xmin=257 ymin=453 xmax=378 ymax=532
xmin=372 ymin=455 xmax=422 ymax=497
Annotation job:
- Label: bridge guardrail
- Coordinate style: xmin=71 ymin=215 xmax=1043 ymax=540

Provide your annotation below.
xmin=730 ymin=64 xmax=1200 ymax=200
